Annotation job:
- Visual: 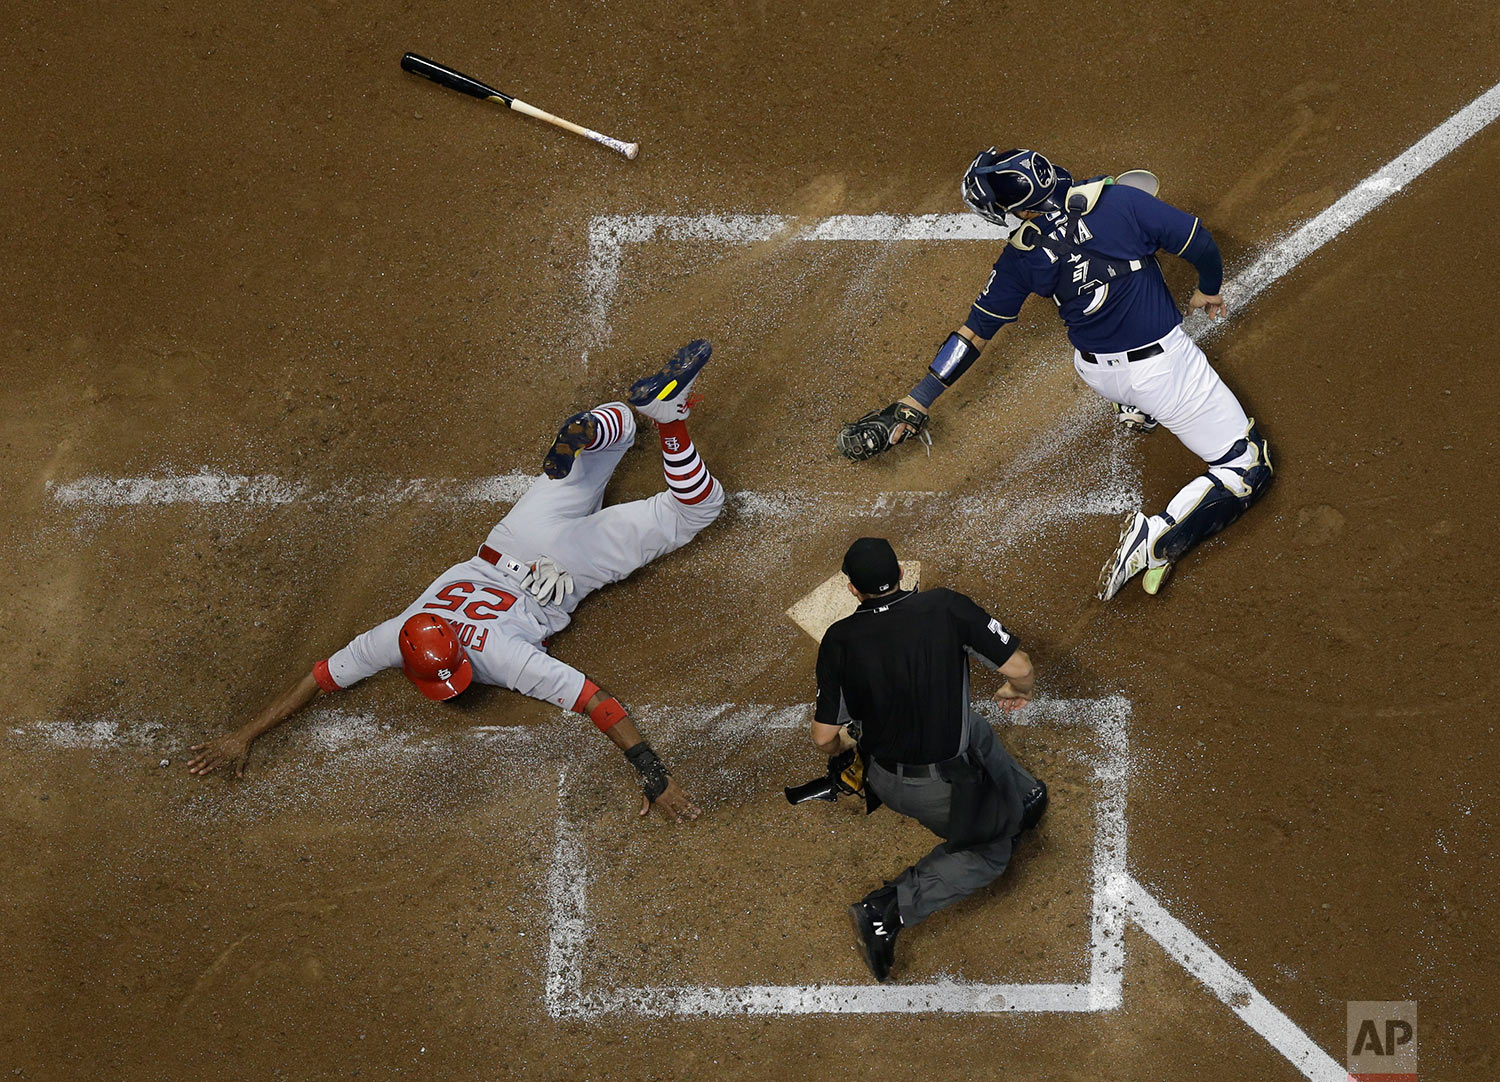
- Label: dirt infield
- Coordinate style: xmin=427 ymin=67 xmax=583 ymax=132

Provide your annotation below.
xmin=3 ymin=1 xmax=1499 ymax=1079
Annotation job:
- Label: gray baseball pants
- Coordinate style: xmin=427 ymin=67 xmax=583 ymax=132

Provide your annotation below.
xmin=865 ymin=715 xmax=1038 ymax=927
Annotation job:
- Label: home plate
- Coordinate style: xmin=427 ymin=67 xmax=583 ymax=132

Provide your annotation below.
xmin=786 ymin=563 xmax=921 ymax=643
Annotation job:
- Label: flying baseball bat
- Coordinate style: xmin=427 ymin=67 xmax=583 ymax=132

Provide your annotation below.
xmin=400 ymin=52 xmax=639 ymax=160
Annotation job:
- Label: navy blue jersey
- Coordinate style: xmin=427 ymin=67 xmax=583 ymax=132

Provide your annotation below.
xmin=964 ymin=183 xmax=1205 ymax=353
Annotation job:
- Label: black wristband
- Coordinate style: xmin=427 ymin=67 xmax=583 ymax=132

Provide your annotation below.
xmin=625 ymin=740 xmax=670 ymax=802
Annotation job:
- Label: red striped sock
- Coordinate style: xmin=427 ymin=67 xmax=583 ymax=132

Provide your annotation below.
xmin=586 ymin=404 xmax=629 ymax=450
xmin=658 ymin=420 xmax=716 ymax=505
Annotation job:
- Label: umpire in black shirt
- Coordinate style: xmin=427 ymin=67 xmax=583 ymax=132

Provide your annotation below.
xmin=812 ymin=537 xmax=1045 ymax=982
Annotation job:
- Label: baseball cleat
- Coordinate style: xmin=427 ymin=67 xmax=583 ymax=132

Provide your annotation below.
xmin=1096 ymin=511 xmax=1166 ymax=601
xmin=1142 ymin=563 xmax=1173 ymax=596
xmin=628 ymin=339 xmax=712 ymax=423
xmin=1019 ymin=780 xmax=1049 ymax=833
xmin=542 ymin=410 xmax=599 ymax=479
xmin=847 ymin=885 xmax=901 ymax=983
xmin=1111 ymin=402 xmax=1158 ymax=432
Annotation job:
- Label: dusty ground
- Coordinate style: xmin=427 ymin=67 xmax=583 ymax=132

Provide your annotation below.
xmin=3 ymin=0 xmax=1498 ymax=1078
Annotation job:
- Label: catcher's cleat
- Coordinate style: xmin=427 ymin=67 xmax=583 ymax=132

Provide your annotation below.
xmin=1111 ymin=402 xmax=1159 ymax=433
xmin=1096 ymin=511 xmax=1168 ymax=601
xmin=629 ymin=339 xmax=712 ymax=423
xmin=542 ymin=410 xmax=599 ymax=480
xmin=1142 ymin=563 xmax=1173 ymax=595
xmin=848 ymin=885 xmax=901 ymax=983
xmin=1019 ymin=780 xmax=1049 ymax=833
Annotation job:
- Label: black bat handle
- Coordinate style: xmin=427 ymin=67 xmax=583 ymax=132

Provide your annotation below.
xmin=400 ymin=53 xmax=512 ymax=106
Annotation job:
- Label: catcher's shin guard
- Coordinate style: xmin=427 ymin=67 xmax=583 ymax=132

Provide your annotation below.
xmin=1153 ymin=420 xmax=1273 ymax=563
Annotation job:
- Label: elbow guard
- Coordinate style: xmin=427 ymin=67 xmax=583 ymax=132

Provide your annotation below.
xmin=930 ymin=332 xmax=981 ymax=386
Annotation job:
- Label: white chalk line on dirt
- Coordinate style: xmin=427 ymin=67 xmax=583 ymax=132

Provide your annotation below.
xmin=14 ymin=702 xmax=820 ymax=755
xmin=544 ymin=696 xmax=1128 ymax=1019
xmin=1117 ymin=878 xmax=1346 ymax=1082
xmin=45 ymin=471 xmax=537 ymax=508
xmin=544 ymin=765 xmax=594 ymax=1019
xmin=44 ymin=469 xmax=1138 ymax=524
xmin=542 ymin=696 xmax=1340 ymax=1080
xmin=583 ymin=212 xmax=1008 ymax=342
xmin=1197 ymin=77 xmax=1500 ymax=341
xmin=18 ymin=703 xmax=1331 ymax=1075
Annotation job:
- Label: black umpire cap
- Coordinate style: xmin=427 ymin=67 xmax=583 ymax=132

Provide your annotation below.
xmin=843 ymin=537 xmax=901 ymax=595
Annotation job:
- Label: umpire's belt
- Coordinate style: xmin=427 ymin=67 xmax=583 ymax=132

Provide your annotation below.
xmin=873 ymin=756 xmax=954 ymax=779
xmin=1079 ymin=342 xmax=1164 ymax=366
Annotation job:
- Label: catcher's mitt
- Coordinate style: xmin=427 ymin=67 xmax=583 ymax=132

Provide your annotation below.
xmin=837 ymin=401 xmax=929 ymax=461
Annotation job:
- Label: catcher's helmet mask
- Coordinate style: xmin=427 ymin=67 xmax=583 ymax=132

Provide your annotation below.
xmin=962 ymin=147 xmax=1074 ymax=221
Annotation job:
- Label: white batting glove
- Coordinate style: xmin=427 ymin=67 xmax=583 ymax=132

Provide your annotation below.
xmin=522 ymin=556 xmax=574 ymax=606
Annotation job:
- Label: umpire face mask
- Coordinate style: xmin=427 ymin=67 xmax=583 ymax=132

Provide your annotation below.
xmin=842 ymin=537 xmax=901 ymax=595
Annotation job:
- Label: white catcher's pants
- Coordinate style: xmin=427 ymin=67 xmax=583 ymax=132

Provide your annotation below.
xmin=1072 ymin=324 xmax=1249 ymax=465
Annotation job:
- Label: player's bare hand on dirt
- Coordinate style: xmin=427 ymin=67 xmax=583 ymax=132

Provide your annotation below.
xmin=993 ymin=681 xmax=1031 ymax=712
xmin=1189 ymin=290 xmax=1227 ymax=320
xmin=188 ymin=732 xmax=253 ymax=777
xmin=640 ymin=778 xmax=700 ymax=824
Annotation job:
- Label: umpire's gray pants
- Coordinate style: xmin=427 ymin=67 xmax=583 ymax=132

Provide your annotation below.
xmin=865 ymin=715 xmax=1037 ymax=927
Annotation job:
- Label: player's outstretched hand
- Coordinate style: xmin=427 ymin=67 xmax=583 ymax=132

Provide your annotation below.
xmin=1189 ymin=290 xmax=1228 ymax=320
xmin=640 ymin=778 xmax=701 ymax=824
xmin=188 ymin=731 xmax=253 ymax=777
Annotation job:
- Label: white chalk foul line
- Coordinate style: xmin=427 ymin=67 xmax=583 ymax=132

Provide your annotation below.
xmin=1118 ymin=878 xmax=1346 ymax=1082
xmin=1199 ymin=77 xmax=1500 ymax=339
xmin=544 ymin=696 xmax=1128 ymax=1020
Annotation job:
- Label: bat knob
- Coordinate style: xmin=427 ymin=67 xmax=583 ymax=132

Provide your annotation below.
xmin=623 ymin=143 xmax=640 ymax=161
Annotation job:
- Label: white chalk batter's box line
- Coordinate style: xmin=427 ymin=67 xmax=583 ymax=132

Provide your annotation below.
xmin=45 ymin=77 xmax=1500 ymax=525
xmin=545 ymin=697 xmax=1345 ymax=1079
xmin=43 ymin=470 xmax=1136 ymax=516
xmin=585 ymin=77 xmax=1500 ymax=354
xmin=583 ymin=212 xmax=1010 ymax=342
xmin=33 ymin=80 xmax=1498 ymax=1082
xmin=545 ymin=697 xmax=1127 ymax=1019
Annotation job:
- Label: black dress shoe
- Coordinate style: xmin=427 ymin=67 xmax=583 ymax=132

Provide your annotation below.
xmin=847 ymin=884 xmax=901 ymax=982
xmin=1020 ymin=780 xmax=1049 ymax=833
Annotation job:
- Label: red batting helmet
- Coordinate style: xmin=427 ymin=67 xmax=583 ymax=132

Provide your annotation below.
xmin=399 ymin=613 xmax=473 ymax=701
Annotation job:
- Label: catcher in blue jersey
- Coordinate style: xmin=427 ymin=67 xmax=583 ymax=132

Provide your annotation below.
xmin=838 ymin=148 xmax=1273 ymax=600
